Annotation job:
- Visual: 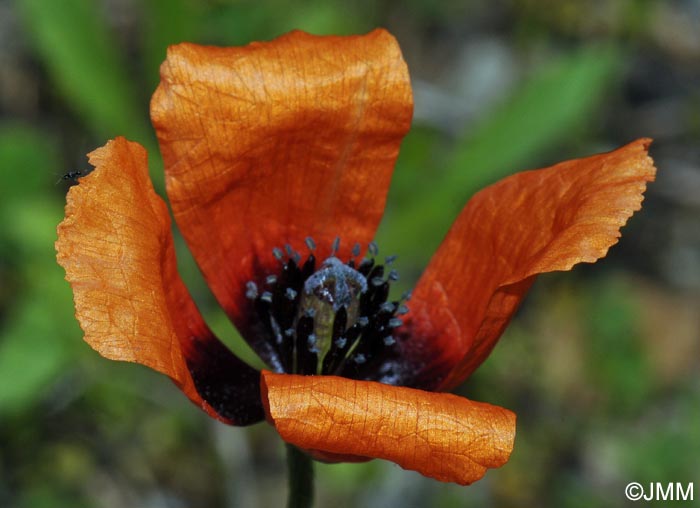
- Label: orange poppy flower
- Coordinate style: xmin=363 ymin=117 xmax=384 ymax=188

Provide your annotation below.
xmin=56 ymin=29 xmax=655 ymax=486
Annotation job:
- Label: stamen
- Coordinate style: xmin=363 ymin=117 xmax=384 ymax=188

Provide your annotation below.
xmin=307 ymin=334 xmax=318 ymax=353
xmin=388 ymin=318 xmax=403 ymax=328
xmin=295 ymin=315 xmax=317 ymax=374
xmin=401 ymin=290 xmax=413 ymax=301
xmin=285 ymin=244 xmax=301 ymax=264
xmin=301 ymin=255 xmax=316 ymax=279
xmin=305 ymin=236 xmax=316 ymax=251
xmin=270 ymin=316 xmax=283 ymax=344
xmin=379 ymin=302 xmax=395 ymax=313
xmin=245 ymin=281 xmax=258 ymax=299
xmin=358 ymin=258 xmax=374 ymax=275
xmin=368 ymin=241 xmax=379 ymax=257
xmin=248 ymin=236 xmax=412 ymax=379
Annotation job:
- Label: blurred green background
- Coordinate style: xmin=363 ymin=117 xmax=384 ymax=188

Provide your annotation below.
xmin=1 ymin=0 xmax=699 ymax=507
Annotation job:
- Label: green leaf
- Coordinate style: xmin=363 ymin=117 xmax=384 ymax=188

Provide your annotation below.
xmin=0 ymin=200 xmax=82 ymax=414
xmin=0 ymin=292 xmax=78 ymax=414
xmin=0 ymin=124 xmax=58 ymax=209
xmin=17 ymin=0 xmax=149 ymax=143
xmin=378 ymin=45 xmax=622 ymax=267
xmin=201 ymin=0 xmax=370 ymax=46
xmin=139 ymin=0 xmax=200 ymax=90
xmin=583 ymin=278 xmax=651 ymax=413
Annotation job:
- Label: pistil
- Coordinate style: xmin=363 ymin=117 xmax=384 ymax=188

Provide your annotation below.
xmin=246 ymin=238 xmax=409 ymax=379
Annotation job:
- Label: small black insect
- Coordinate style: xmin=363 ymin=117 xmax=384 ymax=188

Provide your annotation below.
xmin=56 ymin=170 xmax=90 ymax=185
xmin=60 ymin=171 xmax=83 ymax=181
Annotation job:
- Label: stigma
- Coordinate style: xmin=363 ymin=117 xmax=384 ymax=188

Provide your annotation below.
xmin=246 ymin=238 xmax=409 ymax=378
xmin=302 ymin=257 xmax=367 ymax=311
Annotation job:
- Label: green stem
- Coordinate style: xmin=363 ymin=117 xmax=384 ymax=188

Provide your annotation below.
xmin=286 ymin=444 xmax=314 ymax=508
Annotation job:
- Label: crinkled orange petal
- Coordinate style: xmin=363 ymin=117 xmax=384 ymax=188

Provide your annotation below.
xmin=402 ymin=138 xmax=657 ymax=390
xmin=56 ymin=137 xmax=263 ymax=425
xmin=150 ymin=29 xmax=413 ymax=359
xmin=261 ymin=371 xmax=515 ymax=485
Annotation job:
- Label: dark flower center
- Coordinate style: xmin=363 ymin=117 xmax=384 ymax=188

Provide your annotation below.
xmin=246 ymin=238 xmax=410 ymax=378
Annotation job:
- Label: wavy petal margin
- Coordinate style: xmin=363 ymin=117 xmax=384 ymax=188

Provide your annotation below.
xmin=261 ymin=371 xmax=515 ymax=485
xmin=56 ymin=137 xmax=263 ymax=425
xmin=400 ymin=138 xmax=657 ymax=390
xmin=151 ymin=29 xmax=413 ymax=359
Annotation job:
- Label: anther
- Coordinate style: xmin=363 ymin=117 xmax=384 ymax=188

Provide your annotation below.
xmin=272 ymin=247 xmax=284 ymax=261
xmin=388 ymin=269 xmax=399 ymax=282
xmin=368 ymin=241 xmax=379 ymax=257
xmin=331 ymin=237 xmax=340 ymax=255
xmin=245 ymin=281 xmax=258 ymax=299
xmin=401 ymin=290 xmax=413 ymax=301
xmin=388 ymin=318 xmax=403 ymax=328
xmin=307 ymin=334 xmax=318 ymax=353
xmin=266 ymin=274 xmax=278 ymax=285
xmin=371 ymin=276 xmax=384 ymax=287
xmin=284 ymin=328 xmax=295 ymax=337
xmin=285 ymin=244 xmax=301 ymax=264
xmin=354 ymin=354 xmax=366 ymax=364
xmin=397 ymin=304 xmax=409 ymax=315
xmin=270 ymin=316 xmax=283 ymax=344
xmin=352 ymin=243 xmax=361 ymax=257
xmin=285 ymin=288 xmax=298 ymax=300
xmin=260 ymin=291 xmax=273 ymax=303
xmin=304 ymin=308 xmax=316 ymax=318
xmin=379 ymin=302 xmax=395 ymax=313
xmin=305 ymin=236 xmax=316 ymax=251
xmin=383 ymin=335 xmax=396 ymax=346
xmin=357 ymin=316 xmax=369 ymax=327
xmin=335 ymin=337 xmax=347 ymax=349
xmin=385 ymin=255 xmax=398 ymax=265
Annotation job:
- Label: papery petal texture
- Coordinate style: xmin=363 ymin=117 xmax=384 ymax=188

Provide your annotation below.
xmin=151 ymin=29 xmax=413 ymax=360
xmin=56 ymin=137 xmax=263 ymax=424
xmin=400 ymin=138 xmax=657 ymax=390
xmin=261 ymin=371 xmax=515 ymax=485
